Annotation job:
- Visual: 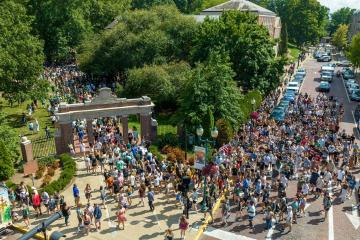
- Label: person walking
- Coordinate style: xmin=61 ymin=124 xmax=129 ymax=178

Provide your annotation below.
xmin=61 ymin=202 xmax=71 ymax=226
xmin=83 ymin=211 xmax=91 ymax=235
xmin=84 ymin=184 xmax=92 ymax=203
xmin=116 ymin=204 xmax=127 ymax=230
xmin=179 ymin=215 xmax=189 ymax=240
xmin=221 ymin=198 xmax=230 ymax=225
xmin=264 ymin=206 xmax=274 ymax=230
xmin=147 ymin=187 xmax=155 ymax=211
xmin=93 ymin=203 xmax=102 ymax=231
xmin=73 ymin=184 xmax=80 ymax=206
xmin=247 ymin=201 xmax=256 ymax=230
xmin=22 ymin=204 xmax=30 ymax=229
xmin=76 ymin=205 xmax=84 ymax=233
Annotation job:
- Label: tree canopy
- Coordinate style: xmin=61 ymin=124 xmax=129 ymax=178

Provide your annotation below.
xmin=26 ymin=0 xmax=131 ymax=63
xmin=331 ymin=24 xmax=349 ymax=51
xmin=78 ymin=5 xmax=197 ymax=79
xmin=192 ymin=11 xmax=285 ymax=94
xmin=124 ymin=62 xmax=191 ymax=110
xmin=179 ymin=50 xmax=243 ymax=132
xmin=348 ymin=33 xmax=360 ymax=69
xmin=0 ymin=0 xmax=45 ymax=103
xmin=328 ymin=7 xmax=356 ymax=35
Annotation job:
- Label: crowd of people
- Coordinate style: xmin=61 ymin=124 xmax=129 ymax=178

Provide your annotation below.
xmin=7 ymin=62 xmax=360 ymax=240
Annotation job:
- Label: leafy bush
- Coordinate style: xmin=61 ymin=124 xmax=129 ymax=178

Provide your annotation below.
xmin=43 ymin=153 xmax=76 ymax=195
xmin=161 ymin=145 xmax=173 ymax=154
xmin=42 ymin=175 xmax=52 ymax=187
xmin=47 ymin=167 xmax=55 ymax=177
xmin=35 ymin=168 xmax=44 ymax=179
xmin=215 ymin=119 xmax=234 ymax=146
xmin=165 ymin=146 xmax=185 ymax=163
xmin=156 ymin=133 xmax=179 ymax=150
xmin=38 ymin=156 xmax=56 ymax=167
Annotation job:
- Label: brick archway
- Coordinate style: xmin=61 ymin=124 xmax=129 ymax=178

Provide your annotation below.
xmin=54 ymin=88 xmax=157 ymax=154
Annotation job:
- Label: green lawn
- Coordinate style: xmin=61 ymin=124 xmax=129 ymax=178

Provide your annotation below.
xmin=0 ymin=97 xmax=56 ymax=158
xmin=288 ymin=43 xmax=301 ymax=62
xmin=128 ymin=113 xmax=177 ymax=136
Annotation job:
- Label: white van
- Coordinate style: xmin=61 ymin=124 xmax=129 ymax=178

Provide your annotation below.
xmin=321 ymin=66 xmax=335 ymax=74
xmin=286 ymin=82 xmax=300 ymax=93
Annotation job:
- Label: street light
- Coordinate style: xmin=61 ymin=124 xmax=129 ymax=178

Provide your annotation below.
xmin=196 ymin=125 xmax=218 ymax=212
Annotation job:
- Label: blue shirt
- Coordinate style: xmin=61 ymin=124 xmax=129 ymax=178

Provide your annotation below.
xmin=73 ymin=186 xmax=79 ymax=198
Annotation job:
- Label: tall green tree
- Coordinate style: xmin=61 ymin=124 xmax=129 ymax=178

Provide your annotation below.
xmin=331 ymin=24 xmax=349 ymax=51
xmin=278 ymin=22 xmax=288 ymax=56
xmin=179 ymin=50 xmax=243 ymax=132
xmin=124 ymin=62 xmax=191 ymax=110
xmin=192 ymin=11 xmax=285 ymax=94
xmin=328 ymin=7 xmax=356 ymax=35
xmin=0 ymin=0 xmax=45 ymax=103
xmin=131 ymin=0 xmax=173 ymax=9
xmin=78 ymin=5 xmax=197 ymax=79
xmin=0 ymin=140 xmax=15 ymax=181
xmin=26 ymin=0 xmax=131 ymax=63
xmin=348 ymin=33 xmax=360 ymax=69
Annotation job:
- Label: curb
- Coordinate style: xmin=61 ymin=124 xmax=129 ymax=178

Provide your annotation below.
xmin=193 ymin=193 xmax=226 ymax=240
xmin=10 ymin=225 xmax=45 ymax=240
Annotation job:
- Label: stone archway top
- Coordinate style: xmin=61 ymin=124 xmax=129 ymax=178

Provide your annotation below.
xmin=55 ymin=87 xmax=154 ymax=123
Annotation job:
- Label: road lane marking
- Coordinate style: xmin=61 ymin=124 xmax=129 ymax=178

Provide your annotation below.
xmin=345 ymin=204 xmax=360 ymax=230
xmin=203 ymin=226 xmax=256 ymax=240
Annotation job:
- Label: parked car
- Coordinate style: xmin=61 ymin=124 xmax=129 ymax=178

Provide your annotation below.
xmin=296 ymin=68 xmax=306 ymax=77
xmin=348 ymin=83 xmax=360 ymax=94
xmin=317 ymin=55 xmax=332 ymax=62
xmin=345 ymin=79 xmax=357 ymax=88
xmin=283 ymin=91 xmax=296 ymax=103
xmin=324 ymin=63 xmax=336 ymax=68
xmin=343 ymin=70 xmax=355 ymax=80
xmin=277 ymin=100 xmax=290 ymax=110
xmin=321 ymin=71 xmax=333 ymax=82
xmin=286 ymin=82 xmax=300 ymax=93
xmin=337 ymin=60 xmax=352 ymax=67
xmin=354 ymin=105 xmax=360 ymax=122
xmin=350 ymin=90 xmax=360 ymax=101
xmin=318 ymin=81 xmax=330 ymax=92
xmin=270 ymin=108 xmax=286 ymax=122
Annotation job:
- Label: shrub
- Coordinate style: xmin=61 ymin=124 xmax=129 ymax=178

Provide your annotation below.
xmin=161 ymin=145 xmax=173 ymax=154
xmin=165 ymin=146 xmax=185 ymax=163
xmin=51 ymin=160 xmax=60 ymax=169
xmin=156 ymin=133 xmax=178 ymax=149
xmin=43 ymin=153 xmax=76 ymax=195
xmin=167 ymin=152 xmax=176 ymax=162
xmin=215 ymin=119 xmax=234 ymax=147
xmin=38 ymin=156 xmax=56 ymax=167
xmin=47 ymin=167 xmax=55 ymax=177
xmin=149 ymin=145 xmax=164 ymax=163
xmin=35 ymin=169 xmax=43 ymax=179
xmin=42 ymin=175 xmax=52 ymax=187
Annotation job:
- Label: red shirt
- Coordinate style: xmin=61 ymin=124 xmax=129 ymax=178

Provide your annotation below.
xmin=33 ymin=194 xmax=41 ymax=207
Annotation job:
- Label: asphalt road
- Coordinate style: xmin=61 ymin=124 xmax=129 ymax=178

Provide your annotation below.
xmin=201 ymin=57 xmax=360 ymax=240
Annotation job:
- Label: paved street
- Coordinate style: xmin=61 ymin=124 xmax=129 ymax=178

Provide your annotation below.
xmin=200 ymin=57 xmax=360 ymax=240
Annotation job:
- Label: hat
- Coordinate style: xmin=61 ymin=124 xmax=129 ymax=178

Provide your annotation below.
xmin=31 ymin=186 xmax=37 ymax=190
xmin=287 ymin=206 xmax=292 ymax=210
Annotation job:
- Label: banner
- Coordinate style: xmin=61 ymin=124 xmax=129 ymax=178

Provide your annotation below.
xmin=0 ymin=186 xmax=12 ymax=227
xmin=194 ymin=146 xmax=206 ymax=170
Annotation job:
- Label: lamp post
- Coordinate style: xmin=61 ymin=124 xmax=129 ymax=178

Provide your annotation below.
xmin=251 ymin=98 xmax=256 ymax=111
xmin=196 ymin=125 xmax=219 ymax=212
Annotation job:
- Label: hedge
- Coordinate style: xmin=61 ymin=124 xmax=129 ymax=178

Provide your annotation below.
xmin=43 ymin=153 xmax=76 ymax=195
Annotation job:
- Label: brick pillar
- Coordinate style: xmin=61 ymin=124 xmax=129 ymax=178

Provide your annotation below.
xmin=121 ymin=116 xmax=128 ymax=143
xmin=55 ymin=122 xmax=73 ymax=154
xmin=20 ymin=137 xmax=33 ymax=162
xmin=86 ymin=119 xmax=94 ymax=145
xmin=140 ymin=113 xmax=151 ymax=141
xmin=150 ymin=118 xmax=158 ymax=141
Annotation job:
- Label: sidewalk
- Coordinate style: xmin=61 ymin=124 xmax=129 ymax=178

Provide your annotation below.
xmin=15 ymin=158 xmax=203 ymax=240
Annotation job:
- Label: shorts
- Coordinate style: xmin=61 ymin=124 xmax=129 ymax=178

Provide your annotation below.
xmin=316 ymin=188 xmax=322 ymax=193
xmin=95 ymin=218 xmax=101 ymax=223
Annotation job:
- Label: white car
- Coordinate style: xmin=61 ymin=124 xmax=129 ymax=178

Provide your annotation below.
xmin=346 ymin=79 xmax=357 ymax=88
xmin=286 ymin=82 xmax=300 ymax=93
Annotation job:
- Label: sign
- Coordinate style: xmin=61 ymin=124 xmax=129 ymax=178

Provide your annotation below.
xmin=194 ymin=146 xmax=206 ymax=170
xmin=0 ymin=186 xmax=12 ymax=228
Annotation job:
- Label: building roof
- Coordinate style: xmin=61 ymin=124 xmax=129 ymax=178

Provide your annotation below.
xmin=202 ymin=0 xmax=276 ymax=16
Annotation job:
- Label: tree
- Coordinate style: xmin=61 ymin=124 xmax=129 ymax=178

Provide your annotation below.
xmin=173 ymin=0 xmax=203 ymax=13
xmin=0 ymin=140 xmax=15 ymax=180
xmin=331 ymin=24 xmax=349 ymax=51
xmin=348 ymin=33 xmax=360 ymax=69
xmin=125 ymin=62 xmax=191 ymax=110
xmin=26 ymin=0 xmax=131 ymax=63
xmin=78 ymin=5 xmax=197 ymax=79
xmin=328 ymin=7 xmax=356 ymax=35
xmin=280 ymin=0 xmax=329 ymax=47
xmin=0 ymin=0 xmax=45 ymax=103
xmin=192 ymin=11 xmax=285 ymax=94
xmin=278 ymin=22 xmax=288 ymax=56
xmin=131 ymin=0 xmax=173 ymax=9
xmin=215 ymin=119 xmax=234 ymax=147
xmin=179 ymin=50 xmax=243 ymax=132
xmin=0 ymin=125 xmax=21 ymax=162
